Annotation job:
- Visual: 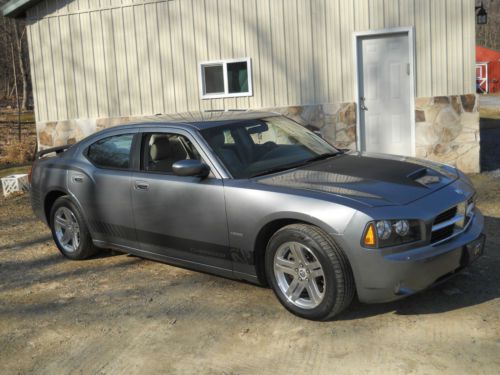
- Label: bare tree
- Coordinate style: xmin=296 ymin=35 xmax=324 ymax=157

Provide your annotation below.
xmin=0 ymin=1 xmax=31 ymax=110
xmin=13 ymin=21 xmax=28 ymax=110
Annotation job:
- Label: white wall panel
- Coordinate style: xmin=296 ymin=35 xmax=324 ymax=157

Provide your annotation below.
xmin=27 ymin=0 xmax=476 ymax=123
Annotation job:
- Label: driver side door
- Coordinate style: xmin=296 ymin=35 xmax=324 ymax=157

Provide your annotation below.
xmin=131 ymin=128 xmax=232 ymax=275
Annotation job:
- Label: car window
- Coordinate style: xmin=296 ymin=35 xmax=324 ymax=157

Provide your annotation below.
xmin=142 ymin=133 xmax=202 ymax=173
xmin=201 ymin=117 xmax=338 ymax=179
xmin=86 ymin=134 xmax=134 ymax=170
xmin=245 ymin=119 xmax=300 ymax=146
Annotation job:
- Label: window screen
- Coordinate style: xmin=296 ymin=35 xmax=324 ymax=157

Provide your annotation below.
xmin=203 ymin=65 xmax=225 ymax=94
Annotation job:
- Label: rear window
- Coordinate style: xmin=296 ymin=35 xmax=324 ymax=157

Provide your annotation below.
xmin=86 ymin=134 xmax=134 ymax=169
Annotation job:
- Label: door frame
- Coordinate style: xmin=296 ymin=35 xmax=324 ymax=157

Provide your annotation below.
xmin=353 ymin=27 xmax=416 ymax=156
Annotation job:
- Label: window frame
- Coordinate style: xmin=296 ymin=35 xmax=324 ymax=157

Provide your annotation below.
xmin=198 ymin=57 xmax=253 ymax=99
xmin=84 ymin=133 xmax=137 ymax=171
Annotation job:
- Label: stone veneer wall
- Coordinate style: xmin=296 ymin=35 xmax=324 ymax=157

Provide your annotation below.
xmin=36 ymin=103 xmax=358 ymax=151
xmin=36 ymin=94 xmax=480 ymax=172
xmin=414 ymin=94 xmax=480 ymax=173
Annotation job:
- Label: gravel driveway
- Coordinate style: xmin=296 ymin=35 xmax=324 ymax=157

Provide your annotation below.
xmin=1 ymin=174 xmax=499 ymax=374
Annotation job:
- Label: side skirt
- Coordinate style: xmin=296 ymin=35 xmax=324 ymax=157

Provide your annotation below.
xmin=93 ymin=239 xmax=260 ymax=284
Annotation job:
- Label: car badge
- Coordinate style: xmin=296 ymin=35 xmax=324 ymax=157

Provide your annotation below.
xmin=455 ymin=188 xmax=465 ymax=196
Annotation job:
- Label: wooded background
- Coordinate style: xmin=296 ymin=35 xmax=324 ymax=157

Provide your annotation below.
xmin=476 ymin=0 xmax=500 ymax=52
xmin=0 ymin=0 xmax=31 ymax=112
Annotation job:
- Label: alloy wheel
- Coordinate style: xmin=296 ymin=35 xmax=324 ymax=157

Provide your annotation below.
xmin=273 ymin=241 xmax=326 ymax=309
xmin=53 ymin=206 xmax=81 ymax=253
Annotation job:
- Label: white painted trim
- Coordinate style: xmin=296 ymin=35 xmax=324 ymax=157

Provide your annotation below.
xmin=198 ymin=57 xmax=253 ymax=100
xmin=353 ymin=27 xmax=416 ymax=157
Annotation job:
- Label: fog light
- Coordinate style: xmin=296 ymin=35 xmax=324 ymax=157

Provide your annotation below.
xmin=393 ymin=220 xmax=410 ymax=236
xmin=376 ymin=220 xmax=392 ymax=240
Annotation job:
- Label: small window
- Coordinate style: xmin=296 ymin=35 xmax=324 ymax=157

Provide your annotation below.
xmin=87 ymin=134 xmax=134 ymax=170
xmin=199 ymin=58 xmax=252 ymax=99
xmin=142 ymin=133 xmax=202 ymax=174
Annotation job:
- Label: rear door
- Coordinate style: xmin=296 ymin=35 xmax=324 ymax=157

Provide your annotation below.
xmin=130 ymin=128 xmax=232 ymax=273
xmin=69 ymin=131 xmax=139 ymax=248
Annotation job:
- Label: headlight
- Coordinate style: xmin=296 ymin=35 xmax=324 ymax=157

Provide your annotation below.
xmin=363 ymin=219 xmax=421 ymax=248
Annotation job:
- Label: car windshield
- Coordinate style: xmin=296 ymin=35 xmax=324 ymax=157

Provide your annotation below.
xmin=200 ymin=116 xmax=340 ymax=178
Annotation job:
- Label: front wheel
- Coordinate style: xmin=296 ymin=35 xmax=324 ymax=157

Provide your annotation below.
xmin=50 ymin=196 xmax=98 ymax=260
xmin=265 ymin=224 xmax=355 ymax=321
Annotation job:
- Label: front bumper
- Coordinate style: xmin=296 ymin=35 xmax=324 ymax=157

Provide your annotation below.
xmin=351 ymin=210 xmax=485 ymax=303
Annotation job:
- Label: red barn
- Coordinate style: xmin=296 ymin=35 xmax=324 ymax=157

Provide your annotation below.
xmin=476 ymin=45 xmax=500 ymax=93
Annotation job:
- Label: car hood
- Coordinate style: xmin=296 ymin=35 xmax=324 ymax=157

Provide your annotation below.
xmin=256 ymin=152 xmax=458 ymax=207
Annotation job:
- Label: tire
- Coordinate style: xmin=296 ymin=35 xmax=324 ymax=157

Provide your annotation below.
xmin=50 ymin=196 xmax=98 ymax=260
xmin=265 ymin=224 xmax=355 ymax=321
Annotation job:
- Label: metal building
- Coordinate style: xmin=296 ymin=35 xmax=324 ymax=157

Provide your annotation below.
xmin=3 ymin=0 xmax=481 ymax=172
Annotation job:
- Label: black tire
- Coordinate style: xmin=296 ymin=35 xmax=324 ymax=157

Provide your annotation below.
xmin=49 ymin=196 xmax=98 ymax=260
xmin=265 ymin=224 xmax=355 ymax=321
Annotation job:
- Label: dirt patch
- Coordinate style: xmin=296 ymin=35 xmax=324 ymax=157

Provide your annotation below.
xmin=0 ymin=175 xmax=499 ymax=374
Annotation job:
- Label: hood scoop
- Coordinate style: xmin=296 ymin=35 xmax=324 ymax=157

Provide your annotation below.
xmin=408 ymin=168 xmax=442 ymax=188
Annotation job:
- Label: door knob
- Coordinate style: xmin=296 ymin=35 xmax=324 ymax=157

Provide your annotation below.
xmin=134 ymin=181 xmax=149 ymax=190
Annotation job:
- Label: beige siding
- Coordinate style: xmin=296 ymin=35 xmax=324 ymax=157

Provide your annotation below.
xmin=26 ymin=0 xmax=476 ymax=123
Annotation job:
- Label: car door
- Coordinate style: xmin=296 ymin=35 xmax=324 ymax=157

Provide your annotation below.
xmin=68 ymin=130 xmax=139 ymax=249
xmin=130 ymin=128 xmax=231 ymax=273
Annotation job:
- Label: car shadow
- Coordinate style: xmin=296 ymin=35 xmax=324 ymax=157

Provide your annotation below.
xmin=337 ymin=215 xmax=500 ymax=321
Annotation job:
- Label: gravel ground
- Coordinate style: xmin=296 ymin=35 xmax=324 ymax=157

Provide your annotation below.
xmin=0 ymin=174 xmax=499 ymax=374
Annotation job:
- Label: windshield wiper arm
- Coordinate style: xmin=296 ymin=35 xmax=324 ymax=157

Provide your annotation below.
xmin=303 ymin=152 xmax=341 ymax=164
xmin=249 ymin=162 xmax=306 ymax=178
xmin=250 ymin=152 xmax=341 ymax=178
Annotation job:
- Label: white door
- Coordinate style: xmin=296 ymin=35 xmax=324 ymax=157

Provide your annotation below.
xmin=357 ymin=32 xmax=413 ymax=156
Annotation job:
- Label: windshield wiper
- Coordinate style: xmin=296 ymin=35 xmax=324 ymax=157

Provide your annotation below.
xmin=250 ymin=152 xmax=342 ymax=178
xmin=303 ymin=152 xmax=342 ymax=164
xmin=250 ymin=163 xmax=305 ymax=178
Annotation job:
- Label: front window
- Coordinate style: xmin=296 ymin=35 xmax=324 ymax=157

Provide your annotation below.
xmin=201 ymin=116 xmax=339 ymax=178
xmin=141 ymin=133 xmax=202 ymax=174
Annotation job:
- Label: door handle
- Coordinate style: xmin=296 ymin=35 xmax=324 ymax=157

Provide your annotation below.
xmin=134 ymin=181 xmax=149 ymax=190
xmin=360 ymin=96 xmax=368 ymax=111
xmin=71 ymin=174 xmax=84 ymax=183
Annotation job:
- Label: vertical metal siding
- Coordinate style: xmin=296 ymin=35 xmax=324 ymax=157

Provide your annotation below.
xmin=27 ymin=0 xmax=476 ymax=123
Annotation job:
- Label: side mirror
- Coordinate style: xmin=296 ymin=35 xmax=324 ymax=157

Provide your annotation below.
xmin=172 ymin=159 xmax=210 ymax=178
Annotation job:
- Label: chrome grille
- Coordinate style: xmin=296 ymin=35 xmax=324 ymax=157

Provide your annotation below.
xmin=431 ymin=198 xmax=475 ymax=245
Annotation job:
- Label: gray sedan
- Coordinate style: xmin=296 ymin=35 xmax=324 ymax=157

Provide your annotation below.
xmin=30 ymin=112 xmax=485 ymax=320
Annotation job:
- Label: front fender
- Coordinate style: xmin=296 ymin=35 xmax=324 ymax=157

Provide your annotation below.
xmin=223 ymin=183 xmax=357 ymax=280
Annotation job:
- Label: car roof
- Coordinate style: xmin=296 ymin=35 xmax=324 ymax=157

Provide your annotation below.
xmin=98 ymin=111 xmax=280 ymax=133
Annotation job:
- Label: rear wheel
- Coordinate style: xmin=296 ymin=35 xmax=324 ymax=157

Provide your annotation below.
xmin=265 ymin=224 xmax=355 ymax=321
xmin=50 ymin=196 xmax=98 ymax=260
